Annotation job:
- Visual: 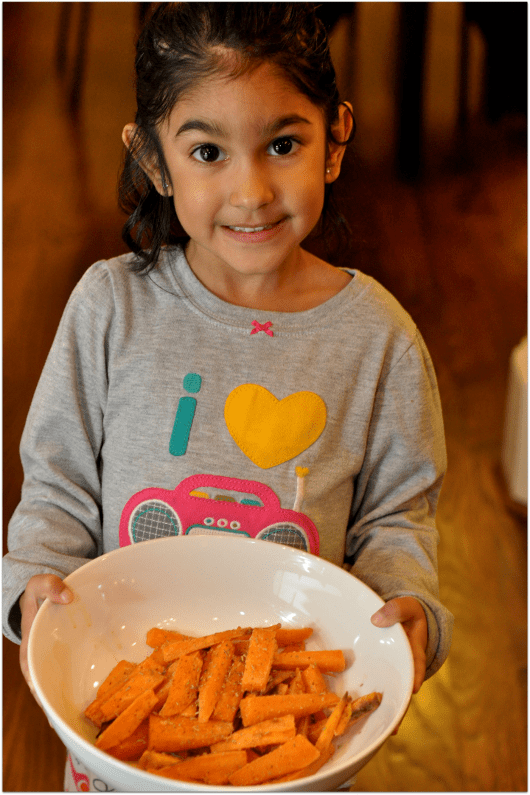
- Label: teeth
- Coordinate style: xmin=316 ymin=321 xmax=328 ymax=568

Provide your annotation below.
xmin=229 ymin=225 xmax=273 ymax=232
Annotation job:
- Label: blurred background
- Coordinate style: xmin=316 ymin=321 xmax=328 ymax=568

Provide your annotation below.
xmin=3 ymin=2 xmax=527 ymax=791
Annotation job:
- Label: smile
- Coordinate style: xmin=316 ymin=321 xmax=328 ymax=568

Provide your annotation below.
xmin=225 ymin=221 xmax=280 ymax=232
xmin=221 ymin=219 xmax=286 ymax=243
xmin=228 ymin=225 xmax=274 ymax=232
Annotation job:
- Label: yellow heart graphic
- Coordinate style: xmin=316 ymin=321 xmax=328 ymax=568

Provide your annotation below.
xmin=224 ymin=384 xmax=326 ymax=469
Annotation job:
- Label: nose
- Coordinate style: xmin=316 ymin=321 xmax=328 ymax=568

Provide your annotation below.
xmin=229 ymin=161 xmax=274 ymax=211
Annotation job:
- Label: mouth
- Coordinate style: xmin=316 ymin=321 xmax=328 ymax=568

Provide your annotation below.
xmin=221 ymin=219 xmax=286 ymax=243
xmin=226 ymin=223 xmax=278 ymax=233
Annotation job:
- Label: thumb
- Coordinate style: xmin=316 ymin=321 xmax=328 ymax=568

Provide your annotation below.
xmin=48 ymin=582 xmax=74 ymax=604
xmin=371 ymin=600 xmax=401 ymax=627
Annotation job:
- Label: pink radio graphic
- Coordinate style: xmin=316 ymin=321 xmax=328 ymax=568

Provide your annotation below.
xmin=119 ymin=474 xmax=319 ymax=554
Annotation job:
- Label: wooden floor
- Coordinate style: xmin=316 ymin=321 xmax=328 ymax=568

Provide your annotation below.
xmin=3 ymin=4 xmax=527 ymax=792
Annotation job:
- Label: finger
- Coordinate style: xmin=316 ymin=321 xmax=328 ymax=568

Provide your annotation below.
xmin=371 ymin=598 xmax=408 ymax=627
xmin=41 ymin=575 xmax=74 ymax=604
xmin=407 ymin=622 xmax=427 ymax=693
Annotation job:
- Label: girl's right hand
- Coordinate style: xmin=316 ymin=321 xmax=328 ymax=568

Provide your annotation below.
xmin=19 ymin=574 xmax=74 ymax=699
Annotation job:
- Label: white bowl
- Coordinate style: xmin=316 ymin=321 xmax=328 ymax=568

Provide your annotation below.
xmin=28 ymin=535 xmax=413 ymax=792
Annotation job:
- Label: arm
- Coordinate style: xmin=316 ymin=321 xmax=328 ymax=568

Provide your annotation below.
xmin=346 ymin=331 xmax=454 ymax=686
xmin=3 ymin=264 xmax=111 ymax=645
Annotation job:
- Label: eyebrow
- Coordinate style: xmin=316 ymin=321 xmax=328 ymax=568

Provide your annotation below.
xmin=175 ymin=114 xmax=312 ymax=138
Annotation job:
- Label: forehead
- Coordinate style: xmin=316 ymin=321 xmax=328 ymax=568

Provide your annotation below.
xmin=166 ymin=60 xmax=324 ymax=133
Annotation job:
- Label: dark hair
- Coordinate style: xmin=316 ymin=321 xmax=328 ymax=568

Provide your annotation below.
xmin=119 ymin=2 xmax=356 ymax=273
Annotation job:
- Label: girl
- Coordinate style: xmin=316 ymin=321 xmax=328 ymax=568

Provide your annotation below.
xmin=4 ymin=3 xmax=453 ymax=788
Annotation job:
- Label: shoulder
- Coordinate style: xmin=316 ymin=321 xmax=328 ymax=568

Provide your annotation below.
xmin=68 ymin=250 xmax=180 ymax=311
xmin=346 ymin=270 xmax=417 ymax=337
xmin=73 ymin=253 xmax=146 ymax=299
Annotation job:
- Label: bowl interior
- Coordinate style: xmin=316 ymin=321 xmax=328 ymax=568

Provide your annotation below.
xmin=28 ymin=535 xmax=413 ymax=791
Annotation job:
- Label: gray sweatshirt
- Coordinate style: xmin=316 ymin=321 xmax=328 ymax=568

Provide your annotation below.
xmin=3 ymin=248 xmax=453 ymax=676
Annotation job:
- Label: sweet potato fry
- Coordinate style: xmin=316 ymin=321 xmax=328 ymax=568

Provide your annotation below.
xmin=198 ymin=640 xmax=234 ymax=722
xmin=288 ymin=668 xmax=305 ymax=694
xmin=335 ymin=696 xmax=353 ymax=735
xmin=162 ymin=627 xmax=251 ymax=663
xmin=106 ymin=719 xmax=149 ymax=761
xmin=96 ymin=689 xmax=158 ymax=751
xmin=146 ymin=627 xmax=189 ymax=647
xmin=154 ymin=750 xmax=249 ymax=785
xmin=85 ymin=661 xmax=138 ymax=726
xmin=239 ymin=692 xmax=340 ymax=726
xmin=233 ymin=639 xmax=250 ymax=656
xmin=138 ymin=647 xmax=167 ymax=671
xmin=296 ymin=714 xmax=311 ymax=738
xmin=211 ymin=655 xmax=246 ymax=722
xmin=273 ymin=650 xmax=346 ymax=672
xmin=301 ymin=662 xmax=330 ymax=694
xmin=210 ymin=715 xmax=296 ymax=752
xmin=139 ymin=749 xmax=186 ymax=770
xmin=99 ymin=668 xmax=166 ymax=721
xmin=270 ymin=743 xmax=335 ymax=782
xmin=315 ymin=693 xmax=348 ymax=752
xmin=148 ymin=714 xmax=233 ymax=752
xmin=241 ymin=626 xmax=278 ymax=692
xmin=228 ymin=734 xmax=320 ymax=786
xmin=347 ymin=692 xmax=383 ymax=724
xmin=96 ymin=660 xmax=136 ymax=699
xmin=263 ymin=669 xmax=295 ymax=694
xmin=275 ymin=627 xmax=313 ymax=646
xmin=307 ymin=717 xmax=328 ymax=744
xmin=159 ymin=651 xmax=204 ymax=717
xmin=281 ymin=643 xmax=306 ymax=653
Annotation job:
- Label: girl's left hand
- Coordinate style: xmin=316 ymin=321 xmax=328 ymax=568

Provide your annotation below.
xmin=370 ymin=596 xmax=428 ymax=694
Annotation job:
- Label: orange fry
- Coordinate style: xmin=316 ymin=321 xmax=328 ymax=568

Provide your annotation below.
xmin=146 ymin=627 xmax=189 ymax=647
xmin=106 ymin=719 xmax=149 ymax=761
xmin=159 ymin=651 xmax=204 ymax=717
xmin=228 ymin=734 xmax=320 ymax=786
xmin=239 ymin=692 xmax=340 ymax=726
xmin=275 ymin=627 xmax=313 ymax=646
xmin=348 ymin=691 xmax=383 ymax=724
xmin=162 ymin=627 xmax=251 ymax=663
xmin=272 ymin=650 xmax=346 ymax=672
xmin=96 ymin=689 xmax=158 ymax=751
xmin=241 ymin=626 xmax=278 ymax=692
xmin=99 ymin=668 xmax=165 ymax=722
xmin=198 ymin=640 xmax=234 ymax=722
xmin=270 ymin=743 xmax=335 ymax=783
xmin=154 ymin=750 xmax=248 ymax=786
xmin=210 ymin=715 xmax=296 ymax=752
xmin=211 ymin=655 xmax=246 ymax=722
xmin=148 ymin=714 xmax=233 ymax=752
xmin=315 ymin=693 xmax=348 ymax=752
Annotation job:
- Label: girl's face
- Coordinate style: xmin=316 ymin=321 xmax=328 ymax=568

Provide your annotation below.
xmin=143 ymin=61 xmax=350 ymax=297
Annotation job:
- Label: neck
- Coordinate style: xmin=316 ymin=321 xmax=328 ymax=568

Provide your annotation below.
xmin=185 ymin=243 xmax=351 ymax=312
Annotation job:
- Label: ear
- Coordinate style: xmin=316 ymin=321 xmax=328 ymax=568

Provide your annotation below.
xmin=325 ymin=102 xmax=354 ymax=184
xmin=121 ymin=123 xmax=173 ymax=196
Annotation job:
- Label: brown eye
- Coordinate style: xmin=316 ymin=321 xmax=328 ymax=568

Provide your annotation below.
xmin=192 ymin=144 xmax=224 ymax=163
xmin=272 ymin=138 xmax=293 ymax=155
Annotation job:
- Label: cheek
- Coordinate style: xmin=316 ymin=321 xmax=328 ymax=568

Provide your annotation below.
xmin=292 ymin=171 xmax=326 ymax=220
xmin=172 ymin=180 xmax=219 ymax=229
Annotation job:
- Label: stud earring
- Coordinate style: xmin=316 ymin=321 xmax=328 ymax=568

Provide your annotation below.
xmin=326 ymin=168 xmax=331 ymax=175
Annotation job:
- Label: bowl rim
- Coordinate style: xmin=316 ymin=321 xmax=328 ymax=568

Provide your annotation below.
xmin=28 ymin=535 xmax=414 ymax=791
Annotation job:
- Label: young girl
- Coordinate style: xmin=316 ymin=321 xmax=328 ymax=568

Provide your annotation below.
xmin=4 ymin=3 xmax=453 ymax=789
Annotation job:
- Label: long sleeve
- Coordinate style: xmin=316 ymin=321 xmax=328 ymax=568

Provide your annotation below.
xmin=346 ymin=331 xmax=453 ymax=678
xmin=3 ymin=265 xmax=111 ymax=643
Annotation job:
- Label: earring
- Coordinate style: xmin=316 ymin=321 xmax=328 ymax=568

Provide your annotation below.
xmin=326 ymin=168 xmax=331 ymax=175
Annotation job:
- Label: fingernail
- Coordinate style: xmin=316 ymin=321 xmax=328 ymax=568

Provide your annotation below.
xmin=59 ymin=591 xmax=71 ymax=603
xmin=371 ymin=613 xmax=385 ymax=626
